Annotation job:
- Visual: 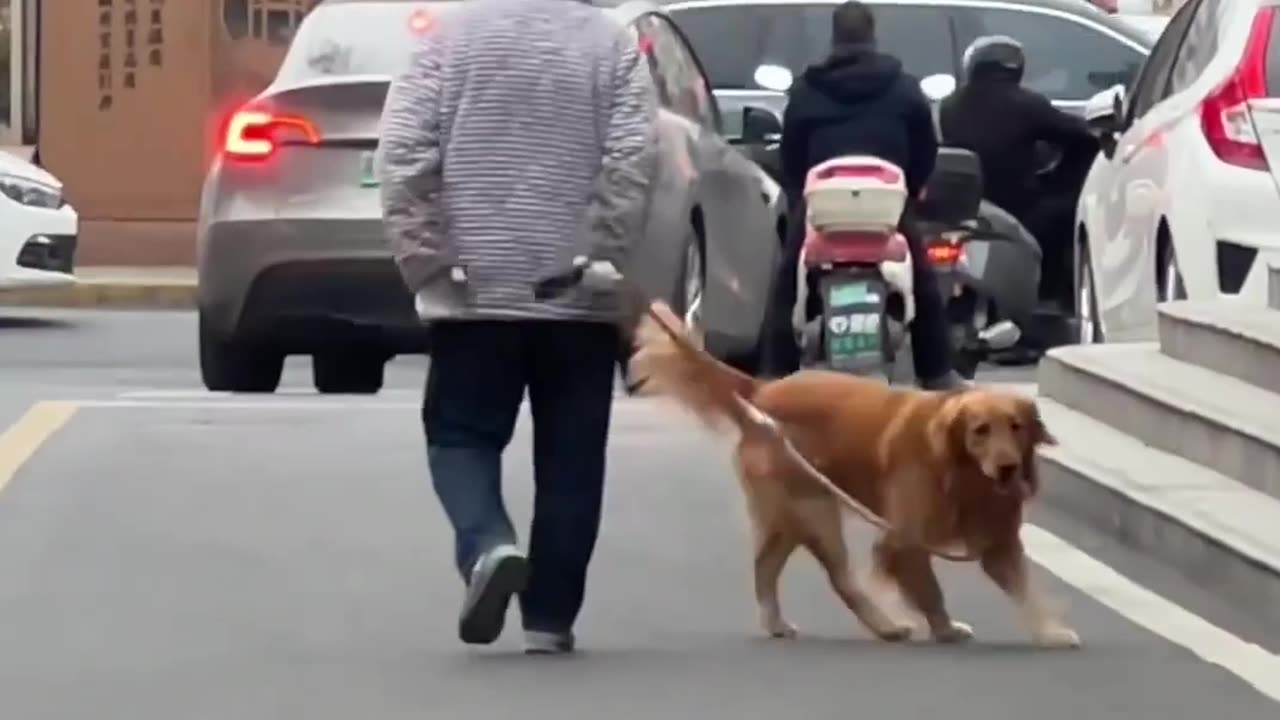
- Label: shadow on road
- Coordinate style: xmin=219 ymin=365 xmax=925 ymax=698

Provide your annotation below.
xmin=0 ymin=315 xmax=76 ymax=331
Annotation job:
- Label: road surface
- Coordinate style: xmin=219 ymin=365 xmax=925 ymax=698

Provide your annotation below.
xmin=1 ymin=309 xmax=1278 ymax=719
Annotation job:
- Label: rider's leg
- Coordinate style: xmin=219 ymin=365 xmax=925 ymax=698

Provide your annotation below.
xmin=900 ymin=207 xmax=965 ymax=389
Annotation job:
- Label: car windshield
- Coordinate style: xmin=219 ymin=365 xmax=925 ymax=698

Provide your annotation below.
xmin=274 ymin=1 xmax=461 ymax=84
xmin=666 ymin=2 xmax=957 ymax=90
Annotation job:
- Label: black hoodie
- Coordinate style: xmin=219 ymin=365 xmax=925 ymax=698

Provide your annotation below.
xmin=780 ymin=45 xmax=938 ymax=202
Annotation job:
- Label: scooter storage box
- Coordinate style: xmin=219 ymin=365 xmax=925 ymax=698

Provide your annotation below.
xmin=803 ymin=156 xmax=907 ymax=234
xmin=919 ymin=147 xmax=983 ymax=225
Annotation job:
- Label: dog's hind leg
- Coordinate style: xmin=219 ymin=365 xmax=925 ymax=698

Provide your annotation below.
xmin=981 ymin=539 xmax=1080 ymax=649
xmin=873 ymin=537 xmax=973 ymax=643
xmin=799 ymin=501 xmax=912 ymax=642
xmin=753 ymin=528 xmax=800 ymax=638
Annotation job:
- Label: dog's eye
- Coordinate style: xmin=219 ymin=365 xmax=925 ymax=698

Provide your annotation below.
xmin=973 ymin=422 xmax=991 ymax=437
xmin=1010 ymin=421 xmax=1023 ymax=433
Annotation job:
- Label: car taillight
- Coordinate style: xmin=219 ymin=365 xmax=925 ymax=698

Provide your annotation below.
xmin=1200 ymin=8 xmax=1275 ymax=171
xmin=223 ymin=108 xmax=319 ymax=161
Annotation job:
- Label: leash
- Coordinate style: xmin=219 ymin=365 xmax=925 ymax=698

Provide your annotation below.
xmin=533 ymin=259 xmax=978 ymax=563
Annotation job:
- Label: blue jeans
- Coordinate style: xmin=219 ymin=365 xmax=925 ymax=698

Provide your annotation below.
xmin=422 ymin=319 xmax=618 ymax=633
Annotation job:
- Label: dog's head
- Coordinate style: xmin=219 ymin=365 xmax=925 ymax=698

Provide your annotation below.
xmin=927 ymin=390 xmax=1057 ymax=498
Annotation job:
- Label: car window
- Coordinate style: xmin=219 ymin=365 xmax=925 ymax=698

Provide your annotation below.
xmin=961 ymin=8 xmax=1146 ymax=101
xmin=274 ymin=1 xmax=459 ymax=84
xmin=1165 ymin=0 xmax=1217 ymax=96
xmin=1125 ymin=0 xmax=1197 ymax=121
xmin=636 ymin=14 xmax=720 ymax=129
xmin=666 ymin=2 xmax=954 ymax=90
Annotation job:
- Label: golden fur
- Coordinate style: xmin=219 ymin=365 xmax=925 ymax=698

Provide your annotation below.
xmin=629 ymin=301 xmax=1078 ymax=647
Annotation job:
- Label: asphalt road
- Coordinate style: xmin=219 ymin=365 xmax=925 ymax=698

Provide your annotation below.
xmin=1 ymin=309 xmax=1278 ymax=719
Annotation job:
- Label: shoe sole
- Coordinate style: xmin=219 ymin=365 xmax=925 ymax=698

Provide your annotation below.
xmin=459 ymin=554 xmax=529 ymax=645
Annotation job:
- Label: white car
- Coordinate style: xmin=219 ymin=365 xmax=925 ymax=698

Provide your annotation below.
xmin=1074 ymin=0 xmax=1280 ymax=343
xmin=0 ymin=152 xmax=78 ymax=289
xmin=1115 ymin=13 xmax=1171 ymax=41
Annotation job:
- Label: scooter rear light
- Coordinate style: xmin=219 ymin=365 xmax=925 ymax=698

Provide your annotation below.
xmin=927 ymin=242 xmax=962 ymax=265
xmin=814 ymin=165 xmax=902 ymax=184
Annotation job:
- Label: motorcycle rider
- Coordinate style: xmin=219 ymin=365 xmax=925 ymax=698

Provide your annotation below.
xmin=938 ymin=35 xmax=1097 ymax=308
xmin=762 ymin=0 xmax=965 ymax=389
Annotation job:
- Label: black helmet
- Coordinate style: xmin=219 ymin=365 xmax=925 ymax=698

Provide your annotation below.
xmin=962 ymin=35 xmax=1025 ymax=84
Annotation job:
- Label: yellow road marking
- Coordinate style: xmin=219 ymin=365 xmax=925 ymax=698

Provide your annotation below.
xmin=0 ymin=401 xmax=79 ymax=493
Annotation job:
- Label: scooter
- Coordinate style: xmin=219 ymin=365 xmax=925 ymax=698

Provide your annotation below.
xmin=791 ymin=149 xmax=1022 ymax=381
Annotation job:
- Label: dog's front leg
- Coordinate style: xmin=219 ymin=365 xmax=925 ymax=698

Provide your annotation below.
xmin=981 ymin=539 xmax=1080 ymax=649
xmin=873 ymin=537 xmax=973 ymax=643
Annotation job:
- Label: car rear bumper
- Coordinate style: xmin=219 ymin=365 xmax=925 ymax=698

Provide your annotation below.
xmin=197 ymin=218 xmax=428 ymax=352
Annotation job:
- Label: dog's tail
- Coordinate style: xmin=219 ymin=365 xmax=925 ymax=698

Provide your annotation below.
xmin=628 ymin=301 xmax=763 ymax=435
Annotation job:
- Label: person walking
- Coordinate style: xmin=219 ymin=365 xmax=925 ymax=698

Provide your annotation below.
xmin=377 ymin=0 xmax=658 ymax=654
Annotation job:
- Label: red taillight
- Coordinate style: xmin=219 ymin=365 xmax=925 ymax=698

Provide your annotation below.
xmin=927 ymin=242 xmax=962 ymax=265
xmin=409 ymin=8 xmax=434 ymax=34
xmin=1200 ymin=8 xmax=1275 ymax=171
xmin=814 ymin=165 xmax=902 ymax=184
xmin=223 ymin=108 xmax=319 ymax=161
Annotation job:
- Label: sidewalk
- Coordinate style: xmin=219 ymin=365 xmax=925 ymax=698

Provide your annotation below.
xmin=0 ymin=267 xmax=197 ymax=310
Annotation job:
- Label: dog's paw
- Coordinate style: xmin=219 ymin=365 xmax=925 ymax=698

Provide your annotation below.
xmin=1033 ymin=624 xmax=1081 ymax=649
xmin=874 ymin=622 xmax=913 ymax=642
xmin=765 ymin=621 xmax=799 ymax=639
xmin=931 ymin=620 xmax=975 ymax=644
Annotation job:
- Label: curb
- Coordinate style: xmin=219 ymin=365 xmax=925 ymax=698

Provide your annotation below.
xmin=0 ymin=279 xmax=197 ymax=310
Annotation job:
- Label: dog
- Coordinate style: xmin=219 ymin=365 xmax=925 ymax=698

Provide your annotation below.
xmin=629 ymin=301 xmax=1077 ymax=648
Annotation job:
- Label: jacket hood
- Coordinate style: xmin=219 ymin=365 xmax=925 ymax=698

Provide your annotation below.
xmin=797 ymin=45 xmax=904 ymax=109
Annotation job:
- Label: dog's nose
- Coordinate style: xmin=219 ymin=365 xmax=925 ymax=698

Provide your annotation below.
xmin=996 ymin=462 xmax=1021 ymax=488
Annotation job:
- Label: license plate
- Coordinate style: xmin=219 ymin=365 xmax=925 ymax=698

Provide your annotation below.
xmin=359 ymin=151 xmax=379 ymax=188
xmin=824 ymin=278 xmax=883 ymax=363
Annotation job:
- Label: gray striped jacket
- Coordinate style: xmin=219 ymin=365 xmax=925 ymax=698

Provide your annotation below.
xmin=377 ymin=0 xmax=659 ymax=322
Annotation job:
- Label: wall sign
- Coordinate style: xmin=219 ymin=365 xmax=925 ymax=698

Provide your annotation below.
xmin=97 ymin=0 xmax=166 ymax=111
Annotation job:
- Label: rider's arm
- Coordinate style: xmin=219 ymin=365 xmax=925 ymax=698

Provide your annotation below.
xmin=1028 ymin=93 xmax=1097 ymax=152
xmin=902 ymin=79 xmax=938 ymax=200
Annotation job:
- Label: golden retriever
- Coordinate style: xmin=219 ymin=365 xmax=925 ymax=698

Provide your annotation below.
xmin=628 ymin=301 xmax=1077 ymax=648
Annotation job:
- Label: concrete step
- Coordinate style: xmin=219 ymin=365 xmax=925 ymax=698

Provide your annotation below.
xmin=1158 ymin=301 xmax=1280 ymax=396
xmin=1036 ymin=399 xmax=1280 ymax=630
xmin=1270 ymin=265 xmax=1280 ymax=310
xmin=1039 ymin=342 xmax=1280 ymax=500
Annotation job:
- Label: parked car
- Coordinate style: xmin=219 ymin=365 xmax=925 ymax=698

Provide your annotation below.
xmin=0 ymin=151 xmax=77 ymax=290
xmin=197 ymin=0 xmax=784 ymax=394
xmin=1075 ymin=0 xmax=1280 ymax=343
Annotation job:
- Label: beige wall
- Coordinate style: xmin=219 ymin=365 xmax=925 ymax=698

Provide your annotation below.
xmin=39 ymin=1 xmax=318 ymax=264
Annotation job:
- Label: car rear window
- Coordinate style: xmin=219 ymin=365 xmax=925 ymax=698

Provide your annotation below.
xmin=274 ymin=1 xmax=460 ymax=84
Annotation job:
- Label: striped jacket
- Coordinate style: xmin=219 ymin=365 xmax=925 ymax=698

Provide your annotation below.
xmin=377 ymin=0 xmax=659 ymax=322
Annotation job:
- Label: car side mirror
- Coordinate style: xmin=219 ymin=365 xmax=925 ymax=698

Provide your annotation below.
xmin=1084 ymin=84 xmax=1125 ymax=159
xmin=741 ymin=105 xmax=784 ymax=145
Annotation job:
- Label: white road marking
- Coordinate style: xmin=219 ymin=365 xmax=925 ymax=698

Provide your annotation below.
xmin=1023 ymin=524 xmax=1280 ymax=703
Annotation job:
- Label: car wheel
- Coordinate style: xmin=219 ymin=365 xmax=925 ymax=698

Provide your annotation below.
xmin=1076 ymin=237 xmax=1104 ymax=344
xmin=312 ymin=353 xmax=386 ymax=394
xmin=198 ymin=314 xmax=284 ymax=393
xmin=1157 ymin=234 xmax=1187 ymax=302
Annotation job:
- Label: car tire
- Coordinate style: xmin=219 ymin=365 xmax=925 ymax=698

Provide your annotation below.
xmin=312 ymin=353 xmax=386 ymax=394
xmin=198 ymin=315 xmax=285 ymax=393
xmin=1076 ymin=235 xmax=1104 ymax=344
xmin=1156 ymin=231 xmax=1187 ymax=302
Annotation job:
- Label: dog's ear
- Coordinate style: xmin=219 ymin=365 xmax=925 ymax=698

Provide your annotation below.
xmin=1019 ymin=398 xmax=1057 ymax=447
xmin=1016 ymin=398 xmax=1053 ymax=497
xmin=927 ymin=394 xmax=970 ymax=465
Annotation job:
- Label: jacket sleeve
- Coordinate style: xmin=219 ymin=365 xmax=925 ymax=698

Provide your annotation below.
xmin=583 ymin=33 xmax=659 ymax=265
xmin=377 ymin=38 xmax=449 ymax=293
xmin=1029 ymin=93 xmax=1097 ymax=152
xmin=902 ymin=79 xmax=938 ymax=200
xmin=780 ymin=91 xmax=808 ymax=200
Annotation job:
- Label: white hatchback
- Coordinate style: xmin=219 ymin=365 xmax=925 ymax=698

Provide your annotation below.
xmin=0 ymin=151 xmax=78 ymax=290
xmin=1075 ymin=0 xmax=1280 ymax=343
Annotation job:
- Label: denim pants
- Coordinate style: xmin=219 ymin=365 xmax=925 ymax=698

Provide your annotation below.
xmin=422 ymin=319 xmax=618 ymax=633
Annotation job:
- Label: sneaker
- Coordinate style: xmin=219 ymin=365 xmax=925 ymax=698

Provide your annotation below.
xmin=459 ymin=544 xmax=529 ymax=645
xmin=524 ymin=629 xmax=576 ymax=655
